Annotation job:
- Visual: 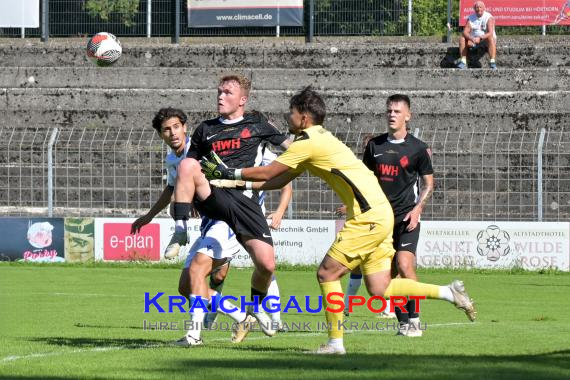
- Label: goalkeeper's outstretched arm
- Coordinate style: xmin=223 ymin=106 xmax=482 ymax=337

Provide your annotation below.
xmin=210 ymin=170 xmax=298 ymax=191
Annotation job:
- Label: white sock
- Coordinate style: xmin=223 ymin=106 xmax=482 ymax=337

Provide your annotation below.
xmin=439 ymin=286 xmax=454 ymax=303
xmin=205 ymin=291 xmax=219 ymax=318
xmin=267 ymin=276 xmax=281 ymax=322
xmin=188 ymin=294 xmax=206 ymax=339
xmin=218 ymin=296 xmax=247 ymax=323
xmin=385 ymin=298 xmax=392 ymax=313
xmin=328 ymin=337 xmax=344 ymax=348
xmin=175 ymin=220 xmax=187 ymax=233
xmin=344 ymin=274 xmax=362 ymax=311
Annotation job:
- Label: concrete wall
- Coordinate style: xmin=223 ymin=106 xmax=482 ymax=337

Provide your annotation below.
xmin=1 ymin=37 xmax=568 ymax=220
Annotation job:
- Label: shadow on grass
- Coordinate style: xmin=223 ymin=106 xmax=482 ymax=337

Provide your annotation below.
xmin=24 ymin=337 xmax=570 ymax=379
xmin=0 ymin=377 xmax=77 ymax=380
xmin=29 ymin=337 xmax=167 ymax=349
xmin=73 ymin=322 xmax=144 ymax=330
xmin=157 ymin=349 xmax=570 ymax=380
xmin=519 ymin=283 xmax=570 ymax=287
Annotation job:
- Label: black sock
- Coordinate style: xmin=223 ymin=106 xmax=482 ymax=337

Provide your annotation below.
xmin=251 ymin=287 xmax=267 ymax=303
xmin=395 ymin=305 xmax=409 ymax=324
xmin=173 ymin=202 xmax=192 ymax=220
xmin=407 ymin=299 xmax=419 ymax=319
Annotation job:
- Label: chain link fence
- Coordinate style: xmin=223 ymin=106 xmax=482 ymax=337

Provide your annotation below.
xmin=1 ymin=124 xmax=567 ymax=221
xmin=1 ymin=1 xmax=568 ymax=38
xmin=417 ymin=127 xmax=569 ymax=221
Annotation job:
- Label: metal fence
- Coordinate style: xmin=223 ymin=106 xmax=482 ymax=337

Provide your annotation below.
xmin=1 ymin=0 xmax=568 ymax=39
xmin=1 ymin=125 xmax=568 ymax=222
xmin=417 ymin=127 xmax=569 ymax=222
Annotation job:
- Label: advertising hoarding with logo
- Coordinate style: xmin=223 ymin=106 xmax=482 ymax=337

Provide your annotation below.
xmin=0 ymin=218 xmax=65 ymax=262
xmin=93 ymin=218 xmax=334 ymax=265
xmin=64 ymin=218 xmax=95 ymax=263
xmin=230 ymin=220 xmax=336 ymax=267
xmin=459 ymin=0 xmax=570 ymax=26
xmin=417 ymin=221 xmax=569 ymax=271
xmin=188 ymin=0 xmax=303 ymax=27
xmin=92 ymin=218 xmax=568 ymax=270
xmin=94 ymin=218 xmax=203 ymax=261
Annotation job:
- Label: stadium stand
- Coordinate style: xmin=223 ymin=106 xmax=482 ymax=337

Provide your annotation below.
xmin=0 ymin=37 xmax=568 ymax=221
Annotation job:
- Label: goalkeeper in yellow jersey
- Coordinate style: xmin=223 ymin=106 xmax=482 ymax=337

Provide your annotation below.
xmin=201 ymin=86 xmax=477 ymax=355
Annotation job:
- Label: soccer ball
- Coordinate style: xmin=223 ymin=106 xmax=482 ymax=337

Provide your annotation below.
xmin=86 ymin=32 xmax=122 ymax=67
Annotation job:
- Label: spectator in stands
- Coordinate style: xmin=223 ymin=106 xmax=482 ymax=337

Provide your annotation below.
xmin=457 ymin=1 xmax=497 ymax=69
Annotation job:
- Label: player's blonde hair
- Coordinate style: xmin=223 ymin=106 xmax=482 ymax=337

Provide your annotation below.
xmin=219 ymin=74 xmax=251 ymax=96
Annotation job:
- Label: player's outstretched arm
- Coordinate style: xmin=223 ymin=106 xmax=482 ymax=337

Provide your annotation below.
xmin=200 ymin=151 xmax=292 ymax=182
xmin=268 ymin=182 xmax=293 ymax=230
xmin=130 ymin=185 xmax=173 ymax=234
xmin=209 ymin=170 xmax=298 ymax=192
xmin=241 ymin=161 xmax=291 ymax=181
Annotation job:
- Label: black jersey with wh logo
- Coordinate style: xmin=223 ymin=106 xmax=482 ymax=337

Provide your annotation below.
xmin=363 ymin=132 xmax=433 ymax=217
xmin=187 ymin=111 xmax=287 ymax=169
xmin=185 ymin=111 xmax=287 ymax=246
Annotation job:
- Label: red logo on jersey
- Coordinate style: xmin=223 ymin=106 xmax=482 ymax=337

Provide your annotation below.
xmin=212 ymin=139 xmax=241 ymax=152
xmin=379 ymin=164 xmax=399 ymax=177
xmin=400 ymin=156 xmax=409 ymax=168
xmin=240 ymin=128 xmax=251 ymax=138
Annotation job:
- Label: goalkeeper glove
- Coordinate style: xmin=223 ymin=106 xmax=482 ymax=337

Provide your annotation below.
xmin=209 ymin=179 xmax=252 ymax=190
xmin=200 ymin=151 xmax=241 ymax=180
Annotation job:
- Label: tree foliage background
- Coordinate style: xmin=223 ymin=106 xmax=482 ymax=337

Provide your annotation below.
xmin=313 ymin=0 xmax=457 ymax=36
xmin=84 ymin=0 xmax=140 ymax=27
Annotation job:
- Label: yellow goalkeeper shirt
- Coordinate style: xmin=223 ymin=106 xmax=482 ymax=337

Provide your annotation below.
xmin=276 ymin=125 xmax=391 ymax=219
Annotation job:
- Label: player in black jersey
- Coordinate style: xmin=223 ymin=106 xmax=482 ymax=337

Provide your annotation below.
xmin=201 ymin=88 xmax=476 ymax=354
xmin=341 ymin=94 xmax=434 ymax=336
xmin=170 ymin=74 xmax=291 ymax=346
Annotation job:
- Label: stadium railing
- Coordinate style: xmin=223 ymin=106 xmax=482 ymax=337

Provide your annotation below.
xmin=0 ymin=125 xmax=567 ymax=222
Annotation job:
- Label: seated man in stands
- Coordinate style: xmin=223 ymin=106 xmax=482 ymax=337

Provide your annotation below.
xmin=457 ymin=1 xmax=497 ymax=69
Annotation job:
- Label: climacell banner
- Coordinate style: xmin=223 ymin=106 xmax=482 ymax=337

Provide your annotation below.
xmin=0 ymin=0 xmax=40 ymax=27
xmin=188 ymin=0 xmax=303 ymax=27
xmin=0 ymin=218 xmax=65 ymax=262
xmin=417 ymin=221 xmax=569 ymax=271
xmin=460 ymin=0 xmax=570 ymax=26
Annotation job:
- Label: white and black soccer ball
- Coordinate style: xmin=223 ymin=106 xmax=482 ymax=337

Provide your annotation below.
xmin=86 ymin=32 xmax=122 ymax=67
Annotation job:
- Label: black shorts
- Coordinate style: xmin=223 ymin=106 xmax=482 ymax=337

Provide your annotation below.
xmin=392 ymin=214 xmax=420 ymax=254
xmin=193 ymin=187 xmax=273 ymax=246
xmin=470 ymin=39 xmax=490 ymax=53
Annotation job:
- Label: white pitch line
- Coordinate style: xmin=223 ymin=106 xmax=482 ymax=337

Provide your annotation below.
xmin=2 ymin=347 xmax=127 ymax=363
xmin=0 ymin=321 xmax=475 ymax=364
xmin=27 ymin=292 xmax=132 ymax=298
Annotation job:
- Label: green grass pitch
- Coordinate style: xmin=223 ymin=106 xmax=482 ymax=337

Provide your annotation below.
xmin=1 ymin=263 xmax=569 ymax=379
